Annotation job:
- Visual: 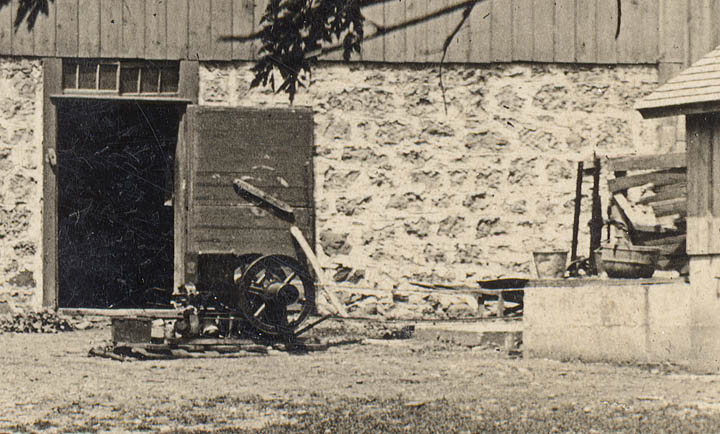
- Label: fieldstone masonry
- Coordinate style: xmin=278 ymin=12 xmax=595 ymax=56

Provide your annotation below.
xmin=0 ymin=59 xmax=671 ymax=317
xmin=0 ymin=58 xmax=43 ymax=310
xmin=200 ymin=61 xmax=667 ymax=318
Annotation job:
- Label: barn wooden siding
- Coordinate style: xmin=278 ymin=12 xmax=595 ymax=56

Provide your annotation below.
xmin=0 ymin=0 xmax=705 ymax=65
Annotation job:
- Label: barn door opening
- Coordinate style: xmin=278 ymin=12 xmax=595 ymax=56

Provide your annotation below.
xmin=56 ymin=100 xmax=183 ymax=308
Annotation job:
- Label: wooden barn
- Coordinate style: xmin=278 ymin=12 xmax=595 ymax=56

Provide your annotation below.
xmin=0 ymin=0 xmax=716 ymax=316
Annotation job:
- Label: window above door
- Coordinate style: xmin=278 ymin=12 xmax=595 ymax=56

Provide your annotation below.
xmin=62 ymin=59 xmax=180 ymax=96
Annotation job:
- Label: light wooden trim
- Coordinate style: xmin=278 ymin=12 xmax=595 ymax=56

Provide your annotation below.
xmin=42 ymin=58 xmax=62 ymax=309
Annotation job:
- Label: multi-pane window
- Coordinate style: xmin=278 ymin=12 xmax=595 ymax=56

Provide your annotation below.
xmin=62 ymin=60 xmax=180 ymax=95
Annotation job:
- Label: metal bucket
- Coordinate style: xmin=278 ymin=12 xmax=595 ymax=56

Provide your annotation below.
xmin=533 ymin=250 xmax=568 ymax=278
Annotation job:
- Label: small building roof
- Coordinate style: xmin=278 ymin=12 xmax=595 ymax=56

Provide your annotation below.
xmin=636 ymin=46 xmax=720 ymax=119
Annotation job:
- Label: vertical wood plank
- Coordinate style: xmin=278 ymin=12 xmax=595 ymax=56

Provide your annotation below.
xmin=512 ymin=0 xmax=533 ymax=61
xmin=232 ymin=0 xmax=254 ymax=60
xmin=100 ymin=0 xmax=122 ymax=57
xmin=56 ymin=0 xmax=78 ymax=57
xmin=385 ymin=0 xmax=406 ymax=62
xmin=211 ymin=0 xmax=232 ymax=60
xmin=174 ymin=113 xmax=187 ymax=290
xmin=42 ymin=57 xmax=62 ymax=308
xmin=188 ymin=0 xmax=212 ymax=59
xmin=34 ymin=0 xmax=56 ymax=56
xmin=554 ymin=0 xmax=574 ymax=62
xmin=575 ymin=0 xmax=596 ymax=62
xmin=660 ymin=0 xmax=687 ymax=63
xmin=361 ymin=0 xmax=384 ymax=61
xmin=616 ymin=0 xmax=641 ymax=63
xmin=407 ymin=0 xmax=428 ymax=63
xmin=640 ymin=0 xmax=660 ymax=63
xmin=145 ymin=0 xmax=167 ymax=59
xmin=447 ymin=0 xmax=472 ymax=63
xmin=533 ymin=0 xmax=553 ymax=62
xmin=427 ymin=0 xmax=449 ymax=62
xmin=78 ymin=0 xmax=100 ymax=57
xmin=12 ymin=0 xmax=34 ymax=55
xmin=166 ymin=0 xmax=189 ymax=59
xmin=0 ymin=1 xmax=11 ymax=54
xmin=711 ymin=0 xmax=720 ymax=49
xmin=712 ymin=117 xmax=720 ymax=218
xmin=686 ymin=116 xmax=700 ymax=219
xmin=688 ymin=0 xmax=713 ymax=64
xmin=491 ymin=0 xmax=513 ymax=61
xmin=253 ymin=0 xmax=270 ymax=59
xmin=596 ymin=0 xmax=618 ymax=63
xmin=121 ymin=0 xmax=145 ymax=58
xmin=179 ymin=60 xmax=199 ymax=103
xmin=469 ymin=0 xmax=492 ymax=63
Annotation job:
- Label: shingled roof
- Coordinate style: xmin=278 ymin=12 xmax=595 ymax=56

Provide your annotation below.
xmin=636 ymin=46 xmax=720 ymax=119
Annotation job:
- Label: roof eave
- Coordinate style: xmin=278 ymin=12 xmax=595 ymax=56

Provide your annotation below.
xmin=637 ymin=100 xmax=720 ymax=119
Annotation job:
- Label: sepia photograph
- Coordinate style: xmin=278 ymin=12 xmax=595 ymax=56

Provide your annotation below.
xmin=1 ymin=0 xmax=719 ymax=432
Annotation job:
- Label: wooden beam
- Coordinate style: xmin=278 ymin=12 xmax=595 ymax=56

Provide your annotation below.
xmin=188 ymin=0 xmax=212 ymax=59
xmin=606 ymin=152 xmax=686 ymax=172
xmin=596 ymin=0 xmax=618 ymax=63
xmin=651 ymin=199 xmax=688 ymax=217
xmin=608 ymin=170 xmax=687 ymax=193
xmin=361 ymin=0 xmax=384 ymax=61
xmin=469 ymin=0 xmax=491 ymax=63
xmin=42 ymin=58 xmax=62 ymax=309
xmin=385 ymin=0 xmax=407 ymax=62
xmin=533 ymin=0 xmax=554 ymax=62
xmin=553 ymin=0 xmax=574 ymax=62
xmin=12 ymin=0 xmax=34 ymax=55
xmin=575 ymin=0 xmax=597 ymax=62
xmin=637 ymin=184 xmax=687 ymax=205
xmin=512 ymin=0 xmax=533 ymax=61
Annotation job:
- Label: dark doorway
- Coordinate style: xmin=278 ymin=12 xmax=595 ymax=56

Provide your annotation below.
xmin=56 ymin=100 xmax=182 ymax=308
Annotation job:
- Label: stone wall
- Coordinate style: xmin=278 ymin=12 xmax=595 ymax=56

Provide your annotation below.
xmin=200 ymin=61 xmax=663 ymax=309
xmin=0 ymin=58 xmax=43 ymax=311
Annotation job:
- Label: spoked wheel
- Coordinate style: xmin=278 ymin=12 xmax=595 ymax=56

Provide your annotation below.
xmin=235 ymin=255 xmax=315 ymax=336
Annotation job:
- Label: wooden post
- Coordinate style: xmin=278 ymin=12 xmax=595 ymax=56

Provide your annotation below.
xmin=589 ymin=155 xmax=603 ymax=274
xmin=571 ymin=161 xmax=584 ymax=263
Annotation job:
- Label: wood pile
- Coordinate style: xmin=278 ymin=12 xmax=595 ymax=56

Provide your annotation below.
xmin=605 ymin=152 xmax=688 ymax=274
xmin=0 ymin=310 xmax=76 ymax=334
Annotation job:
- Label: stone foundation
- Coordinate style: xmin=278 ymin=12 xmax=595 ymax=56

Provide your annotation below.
xmin=0 ymin=58 xmax=43 ymax=311
xmin=200 ymin=61 xmax=666 ymax=305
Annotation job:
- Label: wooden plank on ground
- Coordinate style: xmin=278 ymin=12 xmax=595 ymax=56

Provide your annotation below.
xmin=56 ymin=0 xmax=78 ymax=57
xmin=652 ymin=199 xmax=688 ymax=217
xmin=608 ymin=171 xmax=687 ymax=192
xmin=533 ymin=0 xmax=554 ymax=62
xmin=145 ymin=0 xmax=167 ymax=59
xmin=553 ymin=0 xmax=574 ymax=62
xmin=606 ymin=152 xmax=686 ymax=172
xmin=78 ymin=0 xmax=100 ymax=57
xmin=188 ymin=0 xmax=212 ymax=59
xmin=33 ymin=0 xmax=56 ymax=56
xmin=211 ymin=0 xmax=233 ymax=60
xmin=595 ymin=0 xmax=618 ymax=63
xmin=385 ymin=0 xmax=407 ymax=62
xmin=121 ymin=0 xmax=145 ymax=58
xmin=512 ymin=0 xmax=533 ymax=61
xmin=232 ymin=0 xmax=254 ymax=60
xmin=575 ymin=0 xmax=596 ymax=62
xmin=100 ymin=0 xmax=122 ymax=57
xmin=637 ymin=184 xmax=687 ymax=205
xmin=166 ymin=0 xmax=189 ymax=59
xmin=491 ymin=0 xmax=513 ymax=61
xmin=469 ymin=0 xmax=491 ymax=63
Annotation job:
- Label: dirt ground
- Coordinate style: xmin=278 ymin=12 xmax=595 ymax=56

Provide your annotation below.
xmin=3 ymin=320 xmax=720 ymax=433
